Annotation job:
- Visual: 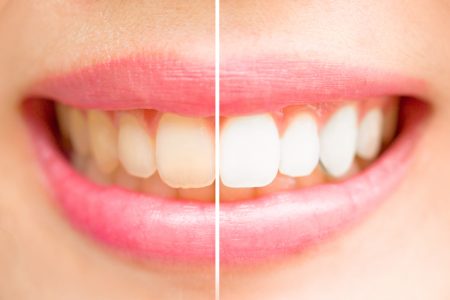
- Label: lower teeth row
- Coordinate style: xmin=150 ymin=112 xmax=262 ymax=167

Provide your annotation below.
xmin=55 ymin=98 xmax=399 ymax=202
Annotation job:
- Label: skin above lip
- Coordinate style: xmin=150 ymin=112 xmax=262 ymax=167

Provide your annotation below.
xmin=23 ymin=56 xmax=428 ymax=265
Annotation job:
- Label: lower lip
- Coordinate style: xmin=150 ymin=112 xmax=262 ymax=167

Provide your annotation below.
xmin=23 ymin=98 xmax=428 ymax=265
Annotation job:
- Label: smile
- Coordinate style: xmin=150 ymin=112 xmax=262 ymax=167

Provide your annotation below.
xmin=23 ymin=55 xmax=429 ymax=265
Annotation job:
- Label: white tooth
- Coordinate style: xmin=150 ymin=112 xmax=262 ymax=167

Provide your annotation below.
xmin=118 ymin=113 xmax=156 ymax=178
xmin=68 ymin=108 xmax=90 ymax=156
xmin=357 ymin=108 xmax=383 ymax=160
xmin=156 ymin=113 xmax=215 ymax=188
xmin=87 ymin=110 xmax=118 ymax=174
xmin=279 ymin=113 xmax=319 ymax=177
xmin=220 ymin=114 xmax=280 ymax=188
xmin=320 ymin=105 xmax=358 ymax=177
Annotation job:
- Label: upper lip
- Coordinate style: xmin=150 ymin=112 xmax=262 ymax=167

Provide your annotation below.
xmin=30 ymin=55 xmax=426 ymax=116
xmin=24 ymin=55 xmax=429 ymax=265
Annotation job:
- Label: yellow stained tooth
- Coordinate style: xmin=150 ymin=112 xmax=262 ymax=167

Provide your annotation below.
xmin=87 ymin=110 xmax=118 ymax=174
xmin=118 ymin=113 xmax=156 ymax=178
xmin=156 ymin=113 xmax=215 ymax=189
xmin=68 ymin=108 xmax=90 ymax=156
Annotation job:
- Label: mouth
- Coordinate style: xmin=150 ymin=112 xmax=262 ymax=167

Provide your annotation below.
xmin=22 ymin=55 xmax=429 ymax=265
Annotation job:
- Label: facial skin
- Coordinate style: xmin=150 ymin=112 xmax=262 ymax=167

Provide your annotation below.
xmin=221 ymin=1 xmax=450 ymax=299
xmin=0 ymin=1 xmax=450 ymax=300
xmin=0 ymin=1 xmax=214 ymax=299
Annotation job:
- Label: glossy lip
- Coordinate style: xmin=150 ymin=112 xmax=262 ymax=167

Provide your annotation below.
xmin=24 ymin=56 xmax=428 ymax=264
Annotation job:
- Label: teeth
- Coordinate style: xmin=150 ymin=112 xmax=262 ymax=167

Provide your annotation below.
xmin=220 ymin=114 xmax=280 ymax=188
xmin=68 ymin=108 xmax=89 ymax=156
xmin=118 ymin=113 xmax=156 ymax=178
xmin=62 ymin=98 xmax=397 ymax=200
xmin=357 ymin=108 xmax=383 ymax=160
xmin=87 ymin=110 xmax=119 ymax=174
xmin=156 ymin=113 xmax=215 ymax=188
xmin=383 ymin=99 xmax=399 ymax=144
xmin=320 ymin=105 xmax=358 ymax=177
xmin=56 ymin=104 xmax=70 ymax=139
xmin=279 ymin=113 xmax=319 ymax=177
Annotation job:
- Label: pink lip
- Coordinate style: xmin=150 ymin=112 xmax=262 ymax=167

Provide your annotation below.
xmin=220 ymin=58 xmax=426 ymax=115
xmin=24 ymin=56 xmax=428 ymax=265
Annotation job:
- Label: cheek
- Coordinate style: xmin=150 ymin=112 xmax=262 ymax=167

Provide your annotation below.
xmin=405 ymin=107 xmax=450 ymax=208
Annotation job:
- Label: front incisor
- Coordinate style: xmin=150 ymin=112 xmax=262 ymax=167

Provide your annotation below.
xmin=156 ymin=113 xmax=215 ymax=189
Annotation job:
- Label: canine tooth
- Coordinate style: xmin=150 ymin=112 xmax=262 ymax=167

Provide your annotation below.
xmin=156 ymin=114 xmax=215 ymax=188
xmin=141 ymin=174 xmax=178 ymax=198
xmin=87 ymin=110 xmax=118 ymax=174
xmin=68 ymin=108 xmax=89 ymax=156
xmin=279 ymin=113 xmax=319 ymax=177
xmin=320 ymin=105 xmax=358 ymax=177
xmin=383 ymin=99 xmax=399 ymax=144
xmin=357 ymin=108 xmax=383 ymax=160
xmin=220 ymin=114 xmax=280 ymax=188
xmin=118 ymin=113 xmax=156 ymax=178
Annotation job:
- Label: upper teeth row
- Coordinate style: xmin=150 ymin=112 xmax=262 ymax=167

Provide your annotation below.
xmin=57 ymin=101 xmax=396 ymax=189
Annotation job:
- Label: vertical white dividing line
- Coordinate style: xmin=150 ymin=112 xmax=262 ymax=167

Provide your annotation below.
xmin=214 ymin=0 xmax=220 ymax=298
